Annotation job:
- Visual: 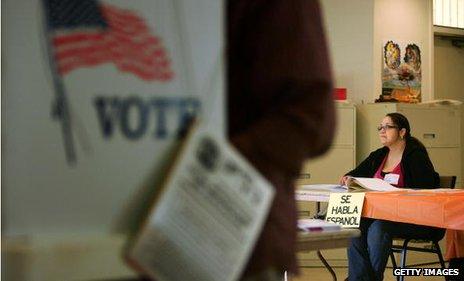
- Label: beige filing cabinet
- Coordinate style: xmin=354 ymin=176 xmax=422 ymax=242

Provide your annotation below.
xmin=297 ymin=102 xmax=356 ymax=186
xmin=296 ymin=102 xmax=356 ymax=217
xmin=356 ymin=103 xmax=462 ymax=187
xmin=296 ymin=102 xmax=356 ymax=267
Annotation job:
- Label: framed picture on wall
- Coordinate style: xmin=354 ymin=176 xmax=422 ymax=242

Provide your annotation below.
xmin=379 ymin=40 xmax=422 ymax=103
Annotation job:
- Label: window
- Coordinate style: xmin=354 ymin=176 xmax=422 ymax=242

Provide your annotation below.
xmin=433 ymin=0 xmax=464 ymax=28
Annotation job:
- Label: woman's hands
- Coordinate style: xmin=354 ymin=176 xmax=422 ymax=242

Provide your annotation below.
xmin=339 ymin=176 xmax=350 ymax=186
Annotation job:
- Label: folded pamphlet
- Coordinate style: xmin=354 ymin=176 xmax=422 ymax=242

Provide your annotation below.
xmin=344 ymin=177 xmax=399 ymax=192
xmin=125 ymin=125 xmax=274 ymax=281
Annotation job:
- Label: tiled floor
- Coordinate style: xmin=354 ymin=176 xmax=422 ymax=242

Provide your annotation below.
xmin=289 ymin=265 xmax=446 ymax=281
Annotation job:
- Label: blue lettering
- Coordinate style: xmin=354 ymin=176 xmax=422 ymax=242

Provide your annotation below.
xmin=94 ymin=95 xmax=201 ymax=140
xmin=120 ymin=97 xmax=149 ymax=140
xmin=151 ymin=98 xmax=169 ymax=138
xmin=94 ymin=97 xmax=121 ymax=138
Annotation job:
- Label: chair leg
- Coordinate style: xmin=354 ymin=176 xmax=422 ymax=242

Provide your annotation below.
xmin=433 ymin=241 xmax=447 ymax=281
xmin=390 ymin=251 xmax=398 ymax=269
xmin=434 ymin=241 xmax=446 ymax=269
xmin=398 ymin=249 xmax=407 ymax=281
xmin=390 ymin=251 xmax=400 ymax=281
xmin=398 ymin=239 xmax=410 ymax=281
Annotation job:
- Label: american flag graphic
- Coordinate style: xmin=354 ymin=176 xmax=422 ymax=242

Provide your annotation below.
xmin=43 ymin=0 xmax=174 ymax=81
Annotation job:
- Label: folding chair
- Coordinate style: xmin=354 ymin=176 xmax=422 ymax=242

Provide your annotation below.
xmin=389 ymin=175 xmax=456 ymax=281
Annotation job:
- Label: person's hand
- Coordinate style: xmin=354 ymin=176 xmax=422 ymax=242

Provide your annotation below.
xmin=339 ymin=176 xmax=349 ymax=186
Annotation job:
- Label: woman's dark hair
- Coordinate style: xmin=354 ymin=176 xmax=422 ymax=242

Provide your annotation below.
xmin=386 ymin=112 xmax=427 ymax=152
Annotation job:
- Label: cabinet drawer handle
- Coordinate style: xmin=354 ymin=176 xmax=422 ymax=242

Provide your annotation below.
xmin=299 ymin=173 xmax=311 ymax=179
xmin=423 ymin=133 xmax=436 ymax=139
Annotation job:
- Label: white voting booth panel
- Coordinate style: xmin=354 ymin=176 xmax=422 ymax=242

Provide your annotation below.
xmin=3 ymin=0 xmax=224 ymax=280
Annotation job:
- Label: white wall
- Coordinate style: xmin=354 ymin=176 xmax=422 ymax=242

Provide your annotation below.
xmin=322 ymin=0 xmax=434 ymax=103
xmin=321 ymin=0 xmax=374 ymax=104
xmin=373 ymin=0 xmax=434 ymax=102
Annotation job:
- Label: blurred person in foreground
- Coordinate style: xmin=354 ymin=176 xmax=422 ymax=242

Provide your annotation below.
xmin=227 ymin=0 xmax=335 ymax=280
xmin=341 ymin=113 xmax=443 ymax=281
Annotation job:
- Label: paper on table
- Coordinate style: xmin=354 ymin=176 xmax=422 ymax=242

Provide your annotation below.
xmin=298 ymin=184 xmax=347 ymax=192
xmin=295 ymin=190 xmax=330 ymax=202
xmin=298 ymin=218 xmax=341 ymax=232
xmin=296 ymin=185 xmax=346 ymax=202
xmin=345 ymin=177 xmax=400 ymax=191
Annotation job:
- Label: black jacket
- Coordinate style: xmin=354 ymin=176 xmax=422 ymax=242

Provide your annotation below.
xmin=346 ymin=140 xmax=439 ymax=189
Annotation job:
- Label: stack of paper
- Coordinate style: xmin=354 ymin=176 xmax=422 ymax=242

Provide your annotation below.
xmin=298 ymin=184 xmax=347 ymax=192
xmin=296 ymin=184 xmax=347 ymax=202
xmin=298 ymin=219 xmax=341 ymax=232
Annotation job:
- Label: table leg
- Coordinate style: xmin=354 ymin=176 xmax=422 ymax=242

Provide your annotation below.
xmin=317 ymin=250 xmax=337 ymax=281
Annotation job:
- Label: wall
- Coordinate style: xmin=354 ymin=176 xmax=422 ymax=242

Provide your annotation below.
xmin=434 ymin=36 xmax=464 ymax=182
xmin=434 ymin=37 xmax=464 ymax=100
xmin=322 ymin=0 xmax=434 ymax=103
xmin=374 ymin=0 xmax=434 ymax=102
xmin=320 ymin=0 xmax=374 ymax=104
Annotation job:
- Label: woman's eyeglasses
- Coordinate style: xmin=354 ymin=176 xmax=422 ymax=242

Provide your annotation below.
xmin=377 ymin=124 xmax=398 ymax=131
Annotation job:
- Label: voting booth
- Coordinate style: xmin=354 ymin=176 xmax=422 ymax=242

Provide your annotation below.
xmin=3 ymin=0 xmax=224 ymax=280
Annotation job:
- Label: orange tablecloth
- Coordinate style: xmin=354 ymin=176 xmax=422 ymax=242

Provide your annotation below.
xmin=446 ymin=230 xmax=464 ymax=259
xmin=361 ymin=189 xmax=464 ymax=259
xmin=362 ymin=189 xmax=464 ymax=230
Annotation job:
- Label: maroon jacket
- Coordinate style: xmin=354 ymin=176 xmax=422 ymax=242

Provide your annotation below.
xmin=227 ymin=0 xmax=335 ymax=276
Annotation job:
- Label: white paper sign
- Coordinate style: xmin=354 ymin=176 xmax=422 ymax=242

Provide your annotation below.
xmin=325 ymin=193 xmax=365 ymax=228
xmin=128 ymin=126 xmax=274 ymax=281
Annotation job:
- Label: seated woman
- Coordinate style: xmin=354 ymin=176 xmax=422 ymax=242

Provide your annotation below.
xmin=340 ymin=113 xmax=444 ymax=281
